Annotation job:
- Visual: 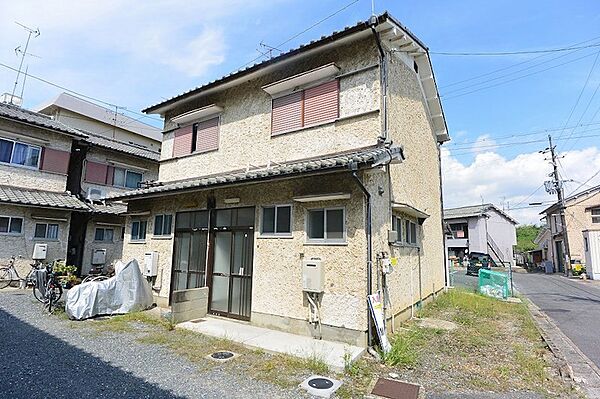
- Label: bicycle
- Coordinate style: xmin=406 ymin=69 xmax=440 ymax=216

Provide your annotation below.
xmin=41 ymin=263 xmax=63 ymax=313
xmin=81 ymin=262 xmax=115 ymax=284
xmin=0 ymin=256 xmax=44 ymax=298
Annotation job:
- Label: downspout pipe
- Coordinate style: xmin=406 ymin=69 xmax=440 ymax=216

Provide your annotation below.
xmin=351 ymin=166 xmax=373 ymax=348
xmin=370 ymin=21 xmax=388 ymax=144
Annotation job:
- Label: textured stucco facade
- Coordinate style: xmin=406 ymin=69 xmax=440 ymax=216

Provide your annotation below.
xmin=0 ymin=119 xmax=72 ymax=192
xmin=81 ymin=214 xmax=125 ymax=274
xmin=0 ymin=204 xmax=71 ymax=276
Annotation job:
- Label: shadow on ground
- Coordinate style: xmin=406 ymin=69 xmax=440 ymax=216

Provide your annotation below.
xmin=0 ymin=308 xmax=183 ymax=398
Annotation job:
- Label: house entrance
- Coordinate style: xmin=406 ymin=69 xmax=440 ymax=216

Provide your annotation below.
xmin=171 ymin=207 xmax=255 ymax=321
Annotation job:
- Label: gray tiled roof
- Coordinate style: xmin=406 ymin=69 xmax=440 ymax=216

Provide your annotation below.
xmin=88 ymin=201 xmax=128 ymax=215
xmin=106 ymin=145 xmax=403 ymax=201
xmin=444 ymin=204 xmax=518 ymax=224
xmin=0 ymin=185 xmax=89 ymax=210
xmin=81 ymin=130 xmax=160 ymax=161
xmin=0 ymin=102 xmax=86 ymax=137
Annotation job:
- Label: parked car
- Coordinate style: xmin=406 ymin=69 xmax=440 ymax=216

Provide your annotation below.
xmin=466 ymin=252 xmax=491 ymax=276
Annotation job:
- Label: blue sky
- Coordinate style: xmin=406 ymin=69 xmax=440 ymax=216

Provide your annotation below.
xmin=1 ymin=0 xmax=600 ymax=223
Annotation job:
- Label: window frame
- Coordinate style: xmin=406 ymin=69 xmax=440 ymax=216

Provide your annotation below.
xmin=592 ymin=208 xmax=600 ymax=224
xmin=305 ymin=206 xmax=346 ymax=245
xmin=191 ymin=116 xmax=220 ymax=154
xmin=391 ymin=214 xmax=421 ymax=247
xmin=33 ymin=222 xmax=59 ymax=240
xmin=153 ymin=214 xmax=173 ymax=237
xmin=260 ymin=204 xmax=293 ymax=238
xmin=0 ymin=215 xmax=23 ymax=235
xmin=0 ymin=137 xmax=41 ymax=170
xmin=130 ymin=219 xmax=148 ymax=242
xmin=94 ymin=227 xmax=115 ymax=242
xmin=270 ymin=79 xmax=339 ymax=135
xmin=391 ymin=215 xmax=403 ymax=243
xmin=112 ymin=166 xmax=144 ymax=189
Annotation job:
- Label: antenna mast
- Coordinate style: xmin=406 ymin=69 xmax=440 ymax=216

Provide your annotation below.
xmin=11 ymin=22 xmax=40 ymax=104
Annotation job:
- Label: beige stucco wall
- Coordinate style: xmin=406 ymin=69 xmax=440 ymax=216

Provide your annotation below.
xmin=158 ymin=38 xmax=381 ymax=181
xmin=121 ymin=172 xmax=368 ymax=338
xmin=82 ymin=147 xmax=159 ymax=198
xmin=380 ymin=49 xmax=446 ymax=316
xmin=0 ymin=119 xmax=72 ymax=192
xmin=81 ymin=214 xmax=125 ymax=273
xmin=555 ymin=193 xmax=600 ymax=262
xmin=0 ymin=204 xmax=71 ymax=277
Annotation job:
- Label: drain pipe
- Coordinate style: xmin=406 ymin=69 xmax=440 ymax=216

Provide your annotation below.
xmin=370 ymin=17 xmax=388 ymax=144
xmin=351 ymin=166 xmax=373 ymax=348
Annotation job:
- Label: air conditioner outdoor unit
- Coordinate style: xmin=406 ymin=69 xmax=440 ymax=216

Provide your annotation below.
xmin=87 ymin=187 xmax=105 ymax=201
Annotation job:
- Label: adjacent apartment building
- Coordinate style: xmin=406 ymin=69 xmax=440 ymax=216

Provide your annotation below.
xmin=0 ymin=98 xmax=160 ymax=277
xmin=541 ymin=185 xmax=600 ymax=273
xmin=108 ymin=12 xmax=450 ymax=347
xmin=444 ymin=204 xmax=518 ymax=267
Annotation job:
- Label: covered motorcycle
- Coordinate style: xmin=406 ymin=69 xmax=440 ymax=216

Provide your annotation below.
xmin=66 ymin=259 xmax=153 ymax=320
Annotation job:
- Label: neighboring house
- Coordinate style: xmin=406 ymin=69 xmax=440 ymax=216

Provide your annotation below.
xmin=107 ymin=12 xmax=450 ymax=347
xmin=530 ymin=226 xmax=553 ymax=270
xmin=444 ymin=204 xmax=518 ymax=267
xmin=37 ymin=92 xmax=162 ymax=150
xmin=0 ymin=100 xmax=160 ymax=276
xmin=540 ymin=185 xmax=600 ymax=273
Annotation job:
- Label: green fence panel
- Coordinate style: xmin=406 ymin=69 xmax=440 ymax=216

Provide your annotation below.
xmin=478 ymin=269 xmax=509 ymax=300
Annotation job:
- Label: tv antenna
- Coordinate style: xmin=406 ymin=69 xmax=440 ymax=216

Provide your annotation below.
xmin=257 ymin=41 xmax=282 ymax=60
xmin=11 ymin=22 xmax=41 ymax=104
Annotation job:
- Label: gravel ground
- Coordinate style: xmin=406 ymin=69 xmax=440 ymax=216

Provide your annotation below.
xmin=0 ymin=290 xmax=304 ymax=399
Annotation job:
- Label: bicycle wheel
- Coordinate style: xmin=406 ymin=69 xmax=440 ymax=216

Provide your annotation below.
xmin=32 ymin=284 xmax=45 ymax=303
xmin=0 ymin=268 xmax=12 ymax=289
xmin=54 ymin=284 xmax=63 ymax=302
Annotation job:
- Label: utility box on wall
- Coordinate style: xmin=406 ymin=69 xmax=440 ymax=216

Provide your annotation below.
xmin=91 ymin=249 xmax=107 ymax=265
xmin=144 ymin=251 xmax=159 ymax=277
xmin=32 ymin=243 xmax=47 ymax=260
xmin=302 ymin=258 xmax=324 ymax=293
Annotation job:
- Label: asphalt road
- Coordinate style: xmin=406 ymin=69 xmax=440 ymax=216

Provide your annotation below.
xmin=0 ymin=290 xmax=302 ymax=399
xmin=513 ymin=272 xmax=600 ymax=368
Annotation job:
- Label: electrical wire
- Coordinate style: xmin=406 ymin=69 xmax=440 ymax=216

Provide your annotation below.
xmin=567 ymin=169 xmax=600 ymax=197
xmin=431 ymin=42 xmax=600 ymax=56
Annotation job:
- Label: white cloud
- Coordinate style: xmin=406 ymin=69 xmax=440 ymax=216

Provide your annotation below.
xmin=442 ymin=146 xmax=600 ymax=225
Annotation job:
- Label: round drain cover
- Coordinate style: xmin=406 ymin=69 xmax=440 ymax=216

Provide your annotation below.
xmin=211 ymin=351 xmax=234 ymax=359
xmin=308 ymin=378 xmax=334 ymax=390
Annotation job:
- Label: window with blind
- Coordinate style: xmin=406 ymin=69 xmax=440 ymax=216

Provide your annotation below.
xmin=172 ymin=117 xmax=220 ymax=157
xmin=271 ymin=80 xmax=339 ymax=135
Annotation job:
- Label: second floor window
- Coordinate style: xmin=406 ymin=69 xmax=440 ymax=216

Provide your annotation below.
xmin=449 ymin=223 xmax=468 ymax=239
xmin=113 ymin=167 xmax=143 ymax=189
xmin=131 ymin=220 xmax=147 ymax=241
xmin=271 ymin=80 xmax=339 ymax=135
xmin=85 ymin=161 xmax=143 ymax=189
xmin=172 ymin=117 xmax=220 ymax=157
xmin=0 ymin=138 xmax=41 ymax=168
xmin=592 ymin=209 xmax=600 ymax=224
xmin=405 ymin=220 xmax=419 ymax=246
xmin=0 ymin=216 xmax=23 ymax=235
xmin=34 ymin=223 xmax=59 ymax=240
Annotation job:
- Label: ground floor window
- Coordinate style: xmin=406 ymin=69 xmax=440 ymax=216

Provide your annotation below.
xmin=405 ymin=220 xmax=418 ymax=245
xmin=154 ymin=214 xmax=173 ymax=236
xmin=592 ymin=208 xmax=600 ymax=224
xmin=34 ymin=223 xmax=59 ymax=240
xmin=307 ymin=207 xmax=345 ymax=243
xmin=131 ymin=220 xmax=147 ymax=241
xmin=0 ymin=216 xmax=23 ymax=234
xmin=261 ymin=205 xmax=292 ymax=236
xmin=94 ymin=227 xmax=114 ymax=242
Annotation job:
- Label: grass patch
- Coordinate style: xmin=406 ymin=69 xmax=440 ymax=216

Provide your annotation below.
xmin=383 ymin=326 xmax=444 ymax=367
xmin=88 ymin=311 xmax=174 ymax=333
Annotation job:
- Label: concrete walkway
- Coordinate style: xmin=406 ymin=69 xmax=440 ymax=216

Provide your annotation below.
xmin=178 ymin=317 xmax=364 ymax=371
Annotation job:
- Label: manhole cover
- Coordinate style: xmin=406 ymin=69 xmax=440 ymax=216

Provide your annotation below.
xmin=308 ymin=378 xmax=334 ymax=390
xmin=211 ymin=351 xmax=234 ymax=359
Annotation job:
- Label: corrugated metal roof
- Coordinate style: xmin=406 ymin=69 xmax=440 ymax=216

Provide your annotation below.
xmin=106 ymin=145 xmax=403 ymax=201
xmin=143 ymin=12 xmax=426 ymax=114
xmin=0 ymin=185 xmax=89 ymax=210
xmin=0 ymin=102 xmax=86 ymax=137
xmin=444 ymin=203 xmax=518 ymax=224
xmin=81 ymin=130 xmax=160 ymax=161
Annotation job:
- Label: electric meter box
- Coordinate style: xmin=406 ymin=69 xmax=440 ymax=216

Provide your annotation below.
xmin=91 ymin=249 xmax=107 ymax=265
xmin=302 ymin=258 xmax=324 ymax=293
xmin=144 ymin=251 xmax=159 ymax=277
xmin=32 ymin=243 xmax=48 ymax=260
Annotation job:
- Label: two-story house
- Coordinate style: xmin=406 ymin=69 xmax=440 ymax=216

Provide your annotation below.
xmin=0 ymin=99 xmax=160 ymax=278
xmin=541 ymin=185 xmax=600 ymax=273
xmin=108 ymin=12 xmax=449 ymax=347
xmin=445 ymin=204 xmax=518 ymax=267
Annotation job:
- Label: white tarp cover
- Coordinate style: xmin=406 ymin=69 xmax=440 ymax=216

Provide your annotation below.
xmin=66 ymin=259 xmax=153 ymax=320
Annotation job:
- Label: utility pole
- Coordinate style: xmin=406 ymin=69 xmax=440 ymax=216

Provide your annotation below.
xmin=544 ymin=135 xmax=571 ymax=275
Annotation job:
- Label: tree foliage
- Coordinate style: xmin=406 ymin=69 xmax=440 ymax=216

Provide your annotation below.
xmin=516 ymin=225 xmax=541 ymax=253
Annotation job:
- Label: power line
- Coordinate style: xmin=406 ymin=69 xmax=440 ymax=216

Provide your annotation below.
xmin=511 ymin=183 xmax=545 ymax=209
xmin=567 ymin=169 xmax=600 ymax=196
xmin=0 ymin=61 xmax=162 ymax=123
xmin=431 ymin=42 xmax=600 ymax=56
xmin=439 ymin=34 xmax=600 ymax=90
